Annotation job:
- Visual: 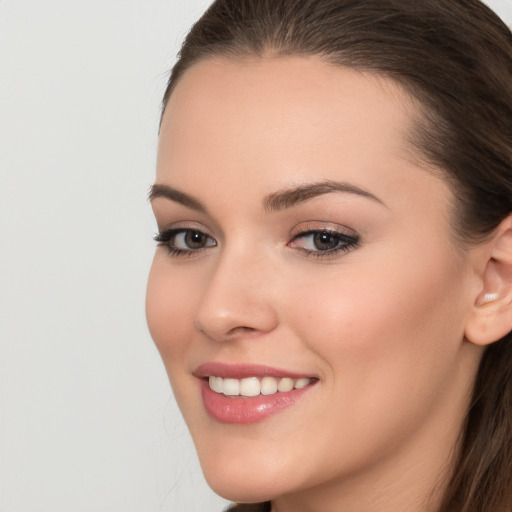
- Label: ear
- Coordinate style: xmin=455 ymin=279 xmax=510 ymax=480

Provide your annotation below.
xmin=465 ymin=215 xmax=512 ymax=346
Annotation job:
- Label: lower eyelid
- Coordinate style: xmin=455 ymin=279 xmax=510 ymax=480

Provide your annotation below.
xmin=289 ymin=230 xmax=360 ymax=256
xmin=155 ymin=226 xmax=357 ymax=260
xmin=154 ymin=228 xmax=217 ymax=256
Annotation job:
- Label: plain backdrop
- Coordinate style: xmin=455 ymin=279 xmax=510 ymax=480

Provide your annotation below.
xmin=0 ymin=1 xmax=511 ymax=511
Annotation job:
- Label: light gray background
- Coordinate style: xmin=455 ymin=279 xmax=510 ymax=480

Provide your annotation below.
xmin=1 ymin=1 xmax=511 ymax=511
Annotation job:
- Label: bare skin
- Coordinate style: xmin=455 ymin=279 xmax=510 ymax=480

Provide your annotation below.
xmin=147 ymin=56 xmax=509 ymax=512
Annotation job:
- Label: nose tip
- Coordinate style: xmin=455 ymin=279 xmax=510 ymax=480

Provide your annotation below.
xmin=194 ymin=299 xmax=278 ymax=343
xmin=193 ymin=263 xmax=279 ymax=343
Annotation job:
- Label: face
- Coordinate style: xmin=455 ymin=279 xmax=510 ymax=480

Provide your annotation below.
xmin=147 ymin=57 xmax=484 ymax=508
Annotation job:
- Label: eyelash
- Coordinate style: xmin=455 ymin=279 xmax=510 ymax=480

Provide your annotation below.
xmin=154 ymin=228 xmax=216 ymax=257
xmin=154 ymin=228 xmax=360 ymax=259
xmin=289 ymin=229 xmax=360 ymax=259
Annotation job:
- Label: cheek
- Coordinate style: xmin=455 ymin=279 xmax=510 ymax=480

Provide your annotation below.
xmin=146 ymin=255 xmax=197 ymax=365
xmin=283 ymin=242 xmax=470 ymax=416
xmin=146 ymin=255 xmax=207 ymax=428
xmin=266 ymin=247 xmax=473 ymax=478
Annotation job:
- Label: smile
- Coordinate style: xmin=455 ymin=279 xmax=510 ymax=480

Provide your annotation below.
xmin=208 ymin=376 xmax=313 ymax=397
xmin=196 ymin=364 xmax=318 ymax=424
xmin=195 ymin=363 xmax=318 ymax=423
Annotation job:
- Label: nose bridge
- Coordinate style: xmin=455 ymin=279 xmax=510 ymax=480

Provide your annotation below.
xmin=194 ymin=241 xmax=278 ymax=341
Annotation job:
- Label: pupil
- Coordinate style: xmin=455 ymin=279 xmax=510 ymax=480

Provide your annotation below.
xmin=185 ymin=231 xmax=206 ymax=249
xmin=314 ymin=232 xmax=338 ymax=251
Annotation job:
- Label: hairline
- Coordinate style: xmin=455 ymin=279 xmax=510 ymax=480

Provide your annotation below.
xmin=160 ymin=50 xmax=479 ymax=248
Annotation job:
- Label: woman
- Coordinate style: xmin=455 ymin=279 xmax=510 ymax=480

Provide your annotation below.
xmin=146 ymin=1 xmax=512 ymax=511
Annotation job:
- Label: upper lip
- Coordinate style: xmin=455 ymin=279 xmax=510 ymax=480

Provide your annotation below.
xmin=194 ymin=362 xmax=315 ymax=380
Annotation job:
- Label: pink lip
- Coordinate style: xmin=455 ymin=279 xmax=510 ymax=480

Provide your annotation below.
xmin=195 ymin=362 xmax=317 ymax=424
xmin=194 ymin=362 xmax=314 ymax=380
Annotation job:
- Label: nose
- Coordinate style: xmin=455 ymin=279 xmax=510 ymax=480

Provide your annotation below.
xmin=193 ymin=248 xmax=279 ymax=342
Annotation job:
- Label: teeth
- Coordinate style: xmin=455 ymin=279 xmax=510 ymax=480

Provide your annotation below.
xmin=277 ymin=377 xmax=294 ymax=392
xmin=223 ymin=378 xmax=240 ymax=396
xmin=210 ymin=376 xmax=223 ymax=393
xmin=294 ymin=378 xmax=310 ymax=389
xmin=208 ymin=376 xmax=313 ymax=397
xmin=260 ymin=376 xmax=278 ymax=396
xmin=240 ymin=377 xmax=260 ymax=397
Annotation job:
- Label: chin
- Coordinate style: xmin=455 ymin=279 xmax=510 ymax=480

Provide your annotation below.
xmin=198 ymin=449 xmax=287 ymax=504
xmin=204 ymin=470 xmax=276 ymax=504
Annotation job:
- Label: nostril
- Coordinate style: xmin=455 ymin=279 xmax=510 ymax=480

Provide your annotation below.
xmin=193 ymin=285 xmax=279 ymax=341
xmin=197 ymin=325 xmax=261 ymax=343
xmin=227 ymin=325 xmax=257 ymax=336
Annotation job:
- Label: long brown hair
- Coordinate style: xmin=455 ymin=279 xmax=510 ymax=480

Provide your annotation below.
xmin=161 ymin=1 xmax=512 ymax=510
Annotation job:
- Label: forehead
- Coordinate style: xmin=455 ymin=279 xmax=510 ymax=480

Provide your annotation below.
xmin=161 ymin=56 xmax=418 ymax=154
xmin=158 ymin=56 xmax=451 ymax=217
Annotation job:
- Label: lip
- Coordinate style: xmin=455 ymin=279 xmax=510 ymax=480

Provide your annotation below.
xmin=194 ymin=362 xmax=315 ymax=380
xmin=195 ymin=362 xmax=317 ymax=424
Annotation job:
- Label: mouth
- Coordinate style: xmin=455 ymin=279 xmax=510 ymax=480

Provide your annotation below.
xmin=208 ymin=375 xmax=314 ymax=397
xmin=195 ymin=363 xmax=318 ymax=424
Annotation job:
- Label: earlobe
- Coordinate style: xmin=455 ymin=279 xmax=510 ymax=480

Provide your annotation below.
xmin=465 ymin=216 xmax=512 ymax=346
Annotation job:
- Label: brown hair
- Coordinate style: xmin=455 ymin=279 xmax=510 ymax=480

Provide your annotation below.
xmin=161 ymin=1 xmax=512 ymax=510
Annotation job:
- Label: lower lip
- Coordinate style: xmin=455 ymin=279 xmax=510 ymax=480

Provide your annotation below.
xmin=200 ymin=379 xmax=315 ymax=424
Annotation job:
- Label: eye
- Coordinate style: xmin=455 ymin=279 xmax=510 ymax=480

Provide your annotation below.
xmin=174 ymin=230 xmax=213 ymax=250
xmin=154 ymin=228 xmax=217 ymax=256
xmin=289 ymin=228 xmax=359 ymax=258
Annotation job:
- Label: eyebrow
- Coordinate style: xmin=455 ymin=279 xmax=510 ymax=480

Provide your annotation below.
xmin=148 ymin=179 xmax=385 ymax=213
xmin=148 ymin=183 xmax=206 ymax=213
xmin=263 ymin=180 xmax=386 ymax=212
